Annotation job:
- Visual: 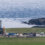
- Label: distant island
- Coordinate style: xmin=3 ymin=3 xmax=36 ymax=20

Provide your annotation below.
xmin=23 ymin=18 xmax=45 ymax=25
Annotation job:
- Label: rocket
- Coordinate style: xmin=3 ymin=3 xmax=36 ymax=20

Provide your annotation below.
xmin=3 ymin=26 xmax=6 ymax=35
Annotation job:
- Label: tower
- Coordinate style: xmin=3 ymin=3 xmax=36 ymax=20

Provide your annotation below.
xmin=0 ymin=20 xmax=1 ymax=28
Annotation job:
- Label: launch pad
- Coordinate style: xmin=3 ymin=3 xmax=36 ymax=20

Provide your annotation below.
xmin=0 ymin=20 xmax=6 ymax=36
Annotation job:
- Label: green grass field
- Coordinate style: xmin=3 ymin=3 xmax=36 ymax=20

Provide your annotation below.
xmin=0 ymin=28 xmax=45 ymax=45
xmin=6 ymin=28 xmax=45 ymax=33
xmin=0 ymin=37 xmax=45 ymax=45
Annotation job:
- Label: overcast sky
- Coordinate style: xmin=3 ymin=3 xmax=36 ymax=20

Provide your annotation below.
xmin=0 ymin=0 xmax=45 ymax=10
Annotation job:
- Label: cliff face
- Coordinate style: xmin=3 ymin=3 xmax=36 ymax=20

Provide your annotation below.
xmin=23 ymin=18 xmax=45 ymax=25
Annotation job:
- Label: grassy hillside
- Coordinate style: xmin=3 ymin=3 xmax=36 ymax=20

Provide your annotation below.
xmin=6 ymin=28 xmax=45 ymax=33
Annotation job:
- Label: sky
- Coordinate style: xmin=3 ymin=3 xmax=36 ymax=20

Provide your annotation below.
xmin=0 ymin=0 xmax=45 ymax=10
xmin=0 ymin=0 xmax=45 ymax=28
